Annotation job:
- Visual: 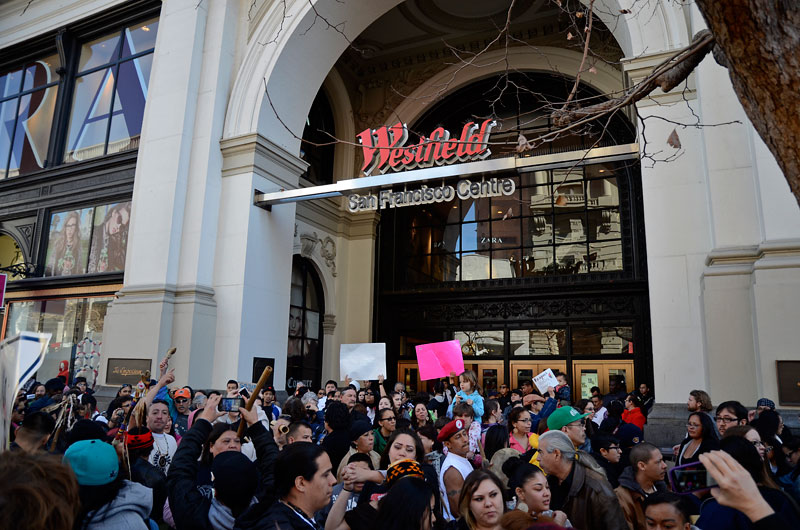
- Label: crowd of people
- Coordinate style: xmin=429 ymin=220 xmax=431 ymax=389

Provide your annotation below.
xmin=3 ymin=362 xmax=800 ymax=530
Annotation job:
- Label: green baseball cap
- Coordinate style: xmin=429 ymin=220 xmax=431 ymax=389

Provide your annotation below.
xmin=546 ymin=406 xmax=591 ymax=431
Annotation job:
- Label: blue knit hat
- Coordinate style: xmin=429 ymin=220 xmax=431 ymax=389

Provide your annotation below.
xmin=63 ymin=439 xmax=119 ymax=486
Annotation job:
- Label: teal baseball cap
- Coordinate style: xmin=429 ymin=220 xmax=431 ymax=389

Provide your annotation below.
xmin=63 ymin=439 xmax=119 ymax=486
xmin=546 ymin=406 xmax=591 ymax=432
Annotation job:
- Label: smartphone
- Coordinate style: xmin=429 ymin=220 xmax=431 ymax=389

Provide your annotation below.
xmin=26 ymin=394 xmax=36 ymax=401
xmin=668 ymin=461 xmax=717 ymax=493
xmin=218 ymin=397 xmax=245 ymax=412
xmin=238 ymin=388 xmax=250 ymax=399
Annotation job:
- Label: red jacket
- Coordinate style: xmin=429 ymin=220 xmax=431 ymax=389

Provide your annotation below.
xmin=622 ymin=407 xmax=646 ymax=430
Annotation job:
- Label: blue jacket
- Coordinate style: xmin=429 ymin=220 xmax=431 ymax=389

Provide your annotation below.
xmin=447 ymin=390 xmax=484 ymax=418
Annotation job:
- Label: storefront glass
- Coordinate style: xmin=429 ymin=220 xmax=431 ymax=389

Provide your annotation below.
xmin=4 ymin=296 xmax=112 ymax=388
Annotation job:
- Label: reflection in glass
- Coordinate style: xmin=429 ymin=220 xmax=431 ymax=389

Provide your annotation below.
xmin=290 ymin=269 xmax=303 ymax=305
xmin=305 ymin=311 xmax=320 ymax=340
xmin=589 ymin=240 xmax=623 ymax=272
xmin=555 ymin=244 xmax=588 ymax=274
xmin=125 ymin=18 xmax=160 ymax=56
xmin=107 ymin=55 xmax=151 ymax=154
xmin=65 ymin=68 xmax=114 ymax=162
xmin=522 ymin=246 xmax=554 ymax=276
xmin=510 ymin=329 xmax=566 ymax=356
xmin=78 ymin=34 xmax=121 ymax=73
xmin=288 ymin=306 xmax=302 ymax=338
xmin=572 ymin=326 xmax=633 ymax=355
xmin=455 ymin=331 xmax=504 ymax=356
xmin=491 ymin=249 xmax=520 ymax=279
xmin=554 ymin=212 xmax=586 ymax=243
xmin=459 ymin=251 xmax=490 ymax=281
xmin=587 ymin=178 xmax=619 ymax=208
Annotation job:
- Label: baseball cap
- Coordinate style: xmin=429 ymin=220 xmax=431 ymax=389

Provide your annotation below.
xmin=63 ymin=439 xmax=119 ymax=486
xmin=756 ymin=398 xmax=775 ymax=409
xmin=546 ymin=406 xmax=590 ymax=431
xmin=173 ymin=388 xmax=191 ymax=400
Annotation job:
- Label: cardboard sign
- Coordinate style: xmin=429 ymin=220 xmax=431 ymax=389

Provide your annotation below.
xmin=416 ymin=340 xmax=465 ymax=381
xmin=1 ymin=332 xmax=51 ymax=450
xmin=340 ymin=343 xmax=386 ymax=381
xmin=533 ymin=368 xmax=559 ymax=394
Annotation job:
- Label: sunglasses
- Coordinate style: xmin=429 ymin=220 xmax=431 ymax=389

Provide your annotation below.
xmin=174 ymin=398 xmax=189 ymax=403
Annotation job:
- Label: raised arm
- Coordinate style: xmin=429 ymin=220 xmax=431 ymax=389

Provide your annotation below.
xmin=130 ymin=368 xmax=174 ymax=427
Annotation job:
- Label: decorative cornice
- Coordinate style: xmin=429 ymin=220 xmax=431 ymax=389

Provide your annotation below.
xmin=112 ymin=283 xmax=217 ymax=308
xmin=220 ymin=133 xmax=309 ymax=188
xmin=704 ymin=239 xmax=800 ymax=276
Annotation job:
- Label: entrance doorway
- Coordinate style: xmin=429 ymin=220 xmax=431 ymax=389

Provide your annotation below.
xmin=509 ymin=360 xmax=567 ymax=389
xmin=573 ymin=360 xmax=634 ymax=400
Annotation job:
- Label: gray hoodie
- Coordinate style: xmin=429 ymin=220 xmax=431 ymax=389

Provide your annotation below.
xmin=82 ymin=480 xmax=153 ymax=530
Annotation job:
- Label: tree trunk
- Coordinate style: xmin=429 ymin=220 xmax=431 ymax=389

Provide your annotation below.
xmin=695 ymin=0 xmax=800 ymax=207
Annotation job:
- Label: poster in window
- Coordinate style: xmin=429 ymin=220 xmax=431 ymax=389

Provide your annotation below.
xmin=88 ymin=201 xmax=131 ymax=273
xmin=44 ymin=208 xmax=93 ymax=276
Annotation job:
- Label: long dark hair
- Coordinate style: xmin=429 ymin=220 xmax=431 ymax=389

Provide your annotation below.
xmin=201 ymin=423 xmax=239 ymax=465
xmin=458 ymin=470 xmax=506 ymax=529
xmin=484 ymin=424 xmax=509 ymax=461
xmin=688 ymin=411 xmax=718 ymax=442
xmin=75 ymin=475 xmax=126 ymax=529
xmin=379 ymin=429 xmax=425 ymax=469
xmin=375 ymin=477 xmax=435 ymax=530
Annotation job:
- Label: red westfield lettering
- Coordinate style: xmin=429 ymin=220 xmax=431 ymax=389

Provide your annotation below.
xmin=356 ymin=119 xmax=496 ymax=176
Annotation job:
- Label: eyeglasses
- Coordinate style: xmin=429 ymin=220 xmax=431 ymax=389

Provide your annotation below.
xmin=715 ymin=416 xmax=739 ymax=424
xmin=751 ymin=440 xmax=765 ymax=448
xmin=607 ymin=445 xmax=623 ymax=452
xmin=381 ymin=416 xmax=396 ymax=422
xmin=174 ymin=398 xmax=188 ymax=403
xmin=566 ymin=421 xmax=585 ymax=428
xmin=365 ymin=391 xmax=375 ymax=396
xmin=517 ymin=417 xmax=532 ymax=423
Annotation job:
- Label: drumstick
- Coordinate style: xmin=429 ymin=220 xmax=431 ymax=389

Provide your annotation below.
xmin=236 ymin=365 xmax=273 ymax=439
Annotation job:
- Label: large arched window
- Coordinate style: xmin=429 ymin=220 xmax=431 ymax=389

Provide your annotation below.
xmin=287 ymin=256 xmax=324 ymax=388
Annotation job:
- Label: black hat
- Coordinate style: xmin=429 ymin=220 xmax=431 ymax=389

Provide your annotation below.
xmin=349 ymin=420 xmax=373 ymax=441
xmin=44 ymin=378 xmax=63 ymax=392
xmin=211 ymin=451 xmax=259 ymax=505
xmin=65 ymin=419 xmax=107 ymax=448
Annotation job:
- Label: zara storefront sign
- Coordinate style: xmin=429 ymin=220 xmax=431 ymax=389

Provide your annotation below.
xmin=357 ymin=119 xmax=496 ymax=175
xmin=347 ymin=177 xmax=516 ymax=213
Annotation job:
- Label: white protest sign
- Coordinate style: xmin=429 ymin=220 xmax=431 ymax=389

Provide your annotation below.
xmin=533 ymin=368 xmax=559 ymax=394
xmin=339 ymin=343 xmax=386 ymax=381
xmin=1 ymin=332 xmax=51 ymax=450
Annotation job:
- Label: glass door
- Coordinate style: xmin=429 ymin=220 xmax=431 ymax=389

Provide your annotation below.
xmin=572 ymin=360 xmax=634 ymax=399
xmin=509 ymin=360 xmax=567 ymax=389
xmin=463 ymin=361 xmax=504 ymax=395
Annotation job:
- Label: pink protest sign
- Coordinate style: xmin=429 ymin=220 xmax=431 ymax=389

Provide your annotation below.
xmin=415 ymin=339 xmax=465 ymax=381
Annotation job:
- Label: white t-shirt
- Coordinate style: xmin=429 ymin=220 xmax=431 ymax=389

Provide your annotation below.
xmin=148 ymin=432 xmax=177 ymax=474
xmin=439 ymin=452 xmax=474 ymax=521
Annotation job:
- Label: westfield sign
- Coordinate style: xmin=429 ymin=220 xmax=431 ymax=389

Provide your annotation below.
xmin=356 ymin=119 xmax=496 ymax=176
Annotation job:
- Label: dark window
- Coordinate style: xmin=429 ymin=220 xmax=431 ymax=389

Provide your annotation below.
xmin=287 ymin=256 xmax=324 ymax=388
xmin=0 ymin=11 xmax=159 ymax=179
xmin=299 ymin=88 xmax=335 ymax=185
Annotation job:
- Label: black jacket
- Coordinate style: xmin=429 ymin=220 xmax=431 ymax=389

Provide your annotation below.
xmin=131 ymin=457 xmax=168 ymax=523
xmin=167 ymin=419 xmax=278 ymax=530
xmin=322 ymin=430 xmax=351 ymax=472
xmin=235 ymin=500 xmax=320 ymax=530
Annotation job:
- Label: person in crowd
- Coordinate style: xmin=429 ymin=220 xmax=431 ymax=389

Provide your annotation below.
xmin=457 ymin=470 xmax=505 ymax=530
xmin=417 ymin=423 xmax=445 ymax=476
xmin=428 ymin=381 xmax=450 ymax=420
xmin=73 ymin=376 xmax=89 ymax=394
xmin=0 ymin=450 xmax=80 ymax=530
xmin=696 ymin=437 xmax=800 ymax=529
xmin=439 ymin=419 xmax=476 ymax=521
xmin=28 ymin=377 xmax=63 ymax=413
xmin=237 ymin=442 xmax=337 ymax=529
xmin=715 ymin=400 xmax=749 ymax=436
xmin=63 ymin=439 xmax=153 ymax=529
xmin=105 ymin=395 xmax=133 ymax=434
xmin=634 ymin=383 xmax=655 ymax=417
xmin=146 ymin=398 xmax=178 ymax=473
xmin=447 ymin=369 xmax=484 ymax=419
xmin=780 ymin=436 xmax=800 ymax=502
xmin=642 ymin=492 xmax=697 ymax=530
xmin=126 ymin=426 xmax=168 ymax=523
xmin=374 ymin=475 xmax=437 ymax=530
xmin=193 ymin=390 xmax=209 ymax=412
xmin=687 ymin=389 xmax=717 ymax=432
xmin=363 ymin=387 xmax=378 ymax=423
xmin=412 ymin=395 xmax=434 ymax=430
xmin=167 ymin=393 xmax=277 ymax=529
xmin=600 ymin=399 xmax=625 ymax=433
xmin=501 ymin=455 xmax=570 ymax=527
xmin=172 ymin=386 xmax=192 ymax=438
xmin=623 ymin=393 xmax=647 ymax=431
xmin=341 ymin=386 xmax=358 ymax=413
xmin=576 ymin=398 xmax=599 ymax=440
xmin=754 ymin=398 xmax=776 ymax=420
xmin=591 ymin=394 xmax=608 ymax=426
xmin=502 ymin=389 xmax=523 ymax=419
xmin=676 ymin=411 xmax=719 ymax=466
xmin=373 ymin=406 xmax=396 ymax=454
xmin=547 ymin=406 xmax=591 ymax=452
xmin=497 ymin=384 xmax=511 ymax=411
xmin=723 ymin=425 xmax=768 ymax=460
xmin=318 ymin=452 xmax=373 ymax=528
xmin=318 ymin=379 xmax=337 ymax=410
xmin=260 ymin=386 xmax=281 ymax=421
xmin=483 ymin=424 xmax=509 ymax=463
xmin=481 ymin=399 xmax=504 ymax=433
xmin=536 ymin=429 xmax=628 ymax=530
xmin=322 ymin=400 xmax=353 ymax=471
xmin=10 ymin=411 xmax=55 ymax=452
xmin=301 ymin=392 xmax=326 ymax=441
xmin=226 ymin=379 xmax=238 ymax=394
xmin=271 ymin=414 xmax=291 ymax=451
xmin=389 ymin=390 xmax=411 ymax=424
xmin=287 ymin=421 xmax=314 ymax=445
xmin=520 ymin=380 xmax=534 ymax=397
xmin=357 ymin=388 xmax=366 ymax=407
xmin=603 ymin=378 xmax=628 ymax=408
xmin=508 ymin=406 xmax=534 ymax=453
xmin=614 ymin=442 xmax=669 ymax=530
xmin=554 ymin=372 xmax=571 ymax=405
xmin=591 ymin=432 xmax=624 ymax=488
xmin=752 ymin=409 xmax=787 ymax=475
xmin=336 ymin=420 xmax=381 ymax=478
xmin=452 ymin=401 xmax=482 ymax=463
xmin=31 ymin=382 xmax=47 ymax=401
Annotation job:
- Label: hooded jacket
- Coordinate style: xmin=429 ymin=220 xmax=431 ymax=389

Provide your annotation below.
xmin=613 ymin=466 xmax=669 ymax=530
xmin=548 ymin=459 xmax=628 ymax=530
xmin=81 ymin=480 xmax=153 ymax=530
